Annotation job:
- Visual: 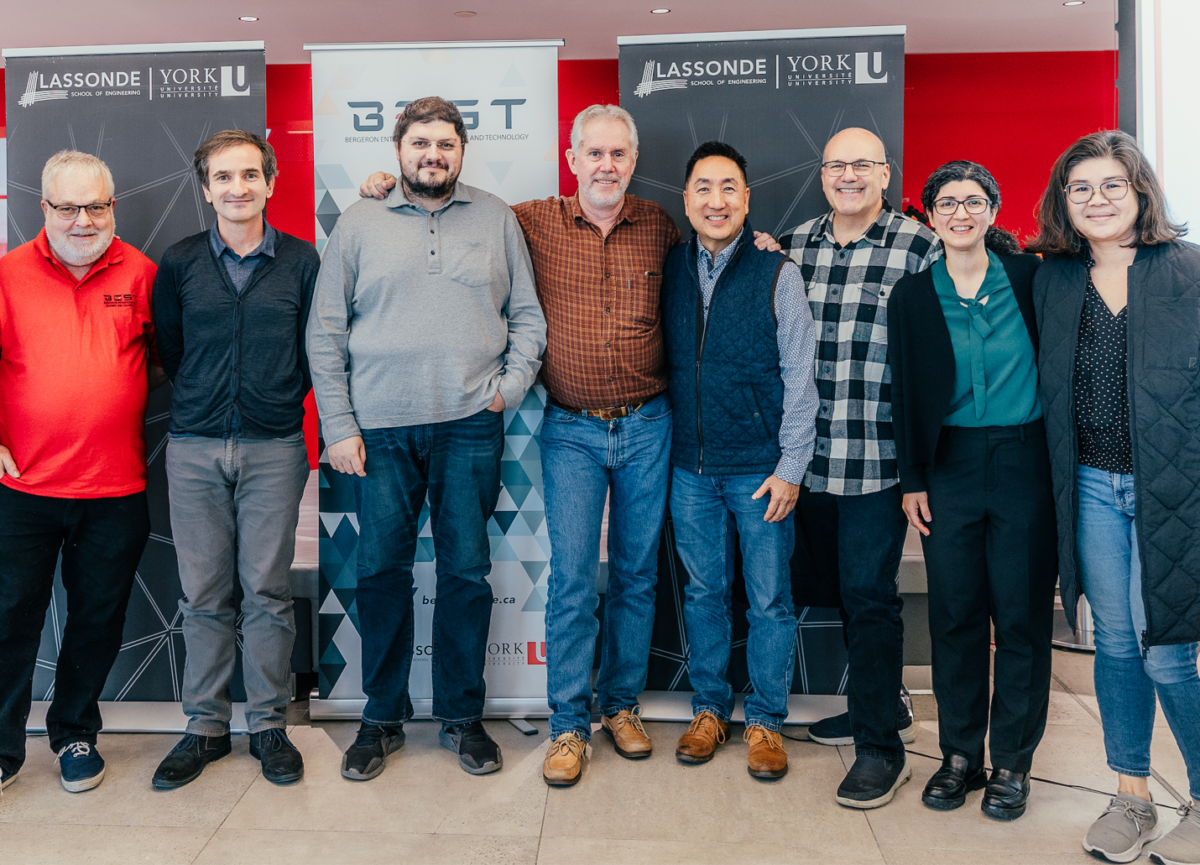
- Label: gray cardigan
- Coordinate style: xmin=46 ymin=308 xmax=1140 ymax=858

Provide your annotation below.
xmin=307 ymin=182 xmax=546 ymax=444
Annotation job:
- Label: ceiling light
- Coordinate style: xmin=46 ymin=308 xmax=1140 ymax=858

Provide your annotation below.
xmin=454 ymin=10 xmax=477 ymax=16
xmin=1062 ymin=1 xmax=1084 ymax=5
xmin=651 ymin=8 xmax=670 ymax=12
xmin=239 ymin=15 xmax=259 ymax=21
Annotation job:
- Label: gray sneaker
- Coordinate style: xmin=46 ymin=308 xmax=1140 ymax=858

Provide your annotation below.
xmin=1083 ymin=793 xmax=1159 ymax=863
xmin=1150 ymin=802 xmax=1200 ymax=865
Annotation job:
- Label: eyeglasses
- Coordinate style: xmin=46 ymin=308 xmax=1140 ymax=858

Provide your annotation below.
xmin=932 ymin=197 xmax=992 ymax=216
xmin=45 ymin=200 xmax=114 ymax=220
xmin=821 ymin=160 xmax=887 ymax=176
xmin=1064 ymin=179 xmax=1130 ymax=204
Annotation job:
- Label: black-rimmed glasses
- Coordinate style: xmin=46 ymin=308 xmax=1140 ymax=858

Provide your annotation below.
xmin=45 ymin=200 xmax=114 ymax=220
xmin=932 ymin=197 xmax=992 ymax=216
xmin=820 ymin=160 xmax=887 ymax=176
xmin=1064 ymin=179 xmax=1130 ymax=204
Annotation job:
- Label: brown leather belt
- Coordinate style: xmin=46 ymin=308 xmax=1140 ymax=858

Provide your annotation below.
xmin=549 ymin=396 xmax=647 ymax=421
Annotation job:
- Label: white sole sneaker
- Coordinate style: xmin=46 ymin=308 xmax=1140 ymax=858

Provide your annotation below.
xmin=809 ymin=722 xmax=919 ymax=748
xmin=61 ymin=766 xmax=104 ymax=793
xmin=836 ymin=760 xmax=912 ymax=809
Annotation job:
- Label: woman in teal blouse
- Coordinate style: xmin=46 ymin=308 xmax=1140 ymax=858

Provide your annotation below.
xmin=889 ymin=161 xmax=1058 ymax=822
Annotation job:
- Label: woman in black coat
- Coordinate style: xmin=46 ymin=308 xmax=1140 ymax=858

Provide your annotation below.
xmin=1030 ymin=130 xmax=1200 ymax=865
xmin=890 ymin=161 xmax=1057 ymax=822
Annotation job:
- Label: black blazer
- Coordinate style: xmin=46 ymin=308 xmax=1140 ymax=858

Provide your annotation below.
xmin=889 ymin=252 xmax=1041 ymax=493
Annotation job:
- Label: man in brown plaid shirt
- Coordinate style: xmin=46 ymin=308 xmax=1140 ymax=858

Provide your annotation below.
xmin=361 ymin=104 xmax=678 ymax=786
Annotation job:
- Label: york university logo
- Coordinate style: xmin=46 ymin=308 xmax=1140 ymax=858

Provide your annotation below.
xmin=784 ymin=51 xmax=890 ymax=87
xmin=220 ymin=66 xmax=250 ymax=97
xmin=155 ymin=65 xmax=252 ymax=99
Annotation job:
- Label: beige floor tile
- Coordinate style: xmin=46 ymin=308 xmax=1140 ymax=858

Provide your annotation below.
xmin=1 ymin=733 xmax=260 ymax=828
xmin=220 ymin=720 xmax=548 ymax=837
xmin=880 ymin=845 xmax=1102 ymax=864
xmin=194 ymin=828 xmax=539 ymax=865
xmin=0 ymin=822 xmax=212 ymax=865
xmin=537 ymin=836 xmax=886 ymax=864
xmin=539 ymin=721 xmax=879 ymax=849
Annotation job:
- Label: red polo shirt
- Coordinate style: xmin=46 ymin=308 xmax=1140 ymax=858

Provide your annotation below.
xmin=0 ymin=229 xmax=157 ymax=498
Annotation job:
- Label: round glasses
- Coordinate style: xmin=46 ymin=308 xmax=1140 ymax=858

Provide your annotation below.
xmin=932 ymin=197 xmax=992 ymax=216
xmin=45 ymin=200 xmax=113 ymax=220
xmin=1064 ymin=179 xmax=1130 ymax=204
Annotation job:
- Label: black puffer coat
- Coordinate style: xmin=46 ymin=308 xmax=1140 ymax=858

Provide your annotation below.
xmin=1034 ymin=240 xmax=1200 ymax=647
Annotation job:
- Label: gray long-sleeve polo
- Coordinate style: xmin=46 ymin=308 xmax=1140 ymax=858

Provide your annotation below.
xmin=307 ymin=181 xmax=546 ymax=445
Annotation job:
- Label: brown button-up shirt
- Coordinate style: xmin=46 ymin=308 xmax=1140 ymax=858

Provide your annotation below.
xmin=512 ymin=193 xmax=680 ymax=409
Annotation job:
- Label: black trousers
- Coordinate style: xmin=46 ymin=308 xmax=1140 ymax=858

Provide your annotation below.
xmin=0 ymin=485 xmax=150 ymax=774
xmin=922 ymin=422 xmax=1058 ymax=774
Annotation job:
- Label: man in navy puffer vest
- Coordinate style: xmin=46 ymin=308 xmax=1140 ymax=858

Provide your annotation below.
xmin=663 ymin=142 xmax=818 ymax=779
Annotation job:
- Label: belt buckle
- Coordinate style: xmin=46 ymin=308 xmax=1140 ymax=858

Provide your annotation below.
xmin=595 ymin=406 xmax=627 ymax=421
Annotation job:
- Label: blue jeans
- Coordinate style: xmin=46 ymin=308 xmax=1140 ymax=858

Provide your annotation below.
xmin=1077 ymin=464 xmax=1200 ymax=800
xmin=670 ymin=466 xmax=796 ymax=731
xmin=541 ymin=394 xmax=672 ymax=741
xmin=352 ymin=409 xmax=503 ymax=727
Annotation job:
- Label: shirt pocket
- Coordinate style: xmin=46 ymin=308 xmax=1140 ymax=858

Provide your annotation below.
xmin=1143 ymin=296 xmax=1200 ymax=372
xmin=448 ymin=241 xmax=493 ymax=288
xmin=624 ymin=270 xmax=663 ymax=327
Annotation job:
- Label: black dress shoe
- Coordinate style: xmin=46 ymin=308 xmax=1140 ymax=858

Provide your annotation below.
xmin=152 ymin=733 xmax=232 ymax=789
xmin=249 ymin=728 xmax=304 ymax=785
xmin=981 ymin=768 xmax=1030 ymax=821
xmin=921 ymin=754 xmax=987 ymax=811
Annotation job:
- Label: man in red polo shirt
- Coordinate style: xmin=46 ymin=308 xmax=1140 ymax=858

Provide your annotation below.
xmin=0 ymin=150 xmax=159 ymax=795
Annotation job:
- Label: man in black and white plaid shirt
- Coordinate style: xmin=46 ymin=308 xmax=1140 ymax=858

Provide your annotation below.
xmin=777 ymin=127 xmax=940 ymax=810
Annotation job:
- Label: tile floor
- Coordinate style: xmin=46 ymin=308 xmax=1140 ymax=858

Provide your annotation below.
xmin=2 ymin=650 xmax=1193 ymax=865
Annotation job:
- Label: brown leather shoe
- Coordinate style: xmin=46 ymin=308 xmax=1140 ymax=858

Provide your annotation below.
xmin=675 ymin=711 xmax=728 ymax=763
xmin=602 ymin=709 xmax=652 ymax=759
xmin=744 ymin=725 xmax=788 ymax=779
xmin=542 ymin=731 xmax=586 ymax=787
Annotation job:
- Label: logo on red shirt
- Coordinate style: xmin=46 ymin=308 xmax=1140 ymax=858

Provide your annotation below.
xmin=103 ymin=293 xmax=137 ymax=308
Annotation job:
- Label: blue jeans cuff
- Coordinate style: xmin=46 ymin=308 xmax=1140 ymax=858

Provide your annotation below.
xmin=692 ymin=705 xmax=732 ymax=725
xmin=436 ymin=714 xmax=483 ymax=727
xmin=598 ymin=703 xmax=641 ymax=718
xmin=361 ymin=713 xmax=412 ymax=728
xmin=550 ymin=727 xmax=592 ymax=743
xmin=1107 ymin=763 xmax=1151 ymax=778
xmin=185 ymin=722 xmax=230 ymax=737
xmin=744 ymin=718 xmax=783 ymax=733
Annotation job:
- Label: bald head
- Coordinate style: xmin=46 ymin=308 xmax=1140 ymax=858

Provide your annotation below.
xmin=821 ymin=127 xmax=891 ymax=225
xmin=823 ymin=127 xmax=886 ymax=164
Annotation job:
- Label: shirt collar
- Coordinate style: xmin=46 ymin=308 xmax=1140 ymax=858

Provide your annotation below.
xmin=697 ymin=227 xmax=744 ymax=272
xmin=385 ymin=180 xmax=472 ymax=213
xmin=818 ymin=198 xmax=898 ymax=248
xmin=208 ymin=217 xmax=277 ymax=260
xmin=566 ymin=192 xmax=640 ymax=228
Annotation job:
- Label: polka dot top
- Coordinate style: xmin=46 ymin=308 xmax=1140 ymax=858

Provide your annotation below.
xmin=1074 ymin=261 xmax=1133 ymax=474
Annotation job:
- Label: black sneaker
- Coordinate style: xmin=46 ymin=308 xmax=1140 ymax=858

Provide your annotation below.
xmin=836 ymin=754 xmax=912 ymax=809
xmin=249 ymin=728 xmax=304 ymax=785
xmin=439 ymin=721 xmax=502 ymax=775
xmin=1 ymin=760 xmax=19 ymax=792
xmin=341 ymin=722 xmax=404 ymax=781
xmin=808 ymin=688 xmax=917 ymax=746
xmin=57 ymin=741 xmax=106 ymax=793
xmin=152 ymin=733 xmax=232 ymax=790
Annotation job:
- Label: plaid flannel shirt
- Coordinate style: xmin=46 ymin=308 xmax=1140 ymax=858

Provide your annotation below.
xmin=779 ymin=200 xmax=941 ymax=495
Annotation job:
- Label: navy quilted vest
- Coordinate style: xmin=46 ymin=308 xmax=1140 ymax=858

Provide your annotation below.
xmin=663 ymin=229 xmax=788 ymax=475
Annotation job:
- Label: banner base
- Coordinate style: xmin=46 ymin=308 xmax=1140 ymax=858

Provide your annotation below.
xmin=27 ymin=702 xmax=251 ymax=735
xmin=308 ymin=696 xmax=553 ymax=721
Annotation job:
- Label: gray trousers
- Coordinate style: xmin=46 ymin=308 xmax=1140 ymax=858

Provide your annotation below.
xmin=166 ymin=432 xmax=309 ymax=735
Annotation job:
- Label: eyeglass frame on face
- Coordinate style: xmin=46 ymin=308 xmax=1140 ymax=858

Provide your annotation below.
xmin=43 ymin=199 xmax=114 ymax=220
xmin=1063 ymin=178 xmax=1131 ymax=205
xmin=820 ymin=159 xmax=887 ymax=176
xmin=932 ymin=196 xmax=993 ymax=216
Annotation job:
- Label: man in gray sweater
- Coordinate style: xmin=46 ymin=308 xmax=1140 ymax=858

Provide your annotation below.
xmin=307 ymin=97 xmax=546 ymax=781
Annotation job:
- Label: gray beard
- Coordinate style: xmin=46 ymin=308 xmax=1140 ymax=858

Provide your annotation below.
xmin=580 ymin=177 xmax=628 ymax=209
xmin=48 ymin=227 xmax=114 ymax=268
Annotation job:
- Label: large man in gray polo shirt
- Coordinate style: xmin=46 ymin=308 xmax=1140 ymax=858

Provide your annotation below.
xmin=307 ymin=97 xmax=546 ymax=782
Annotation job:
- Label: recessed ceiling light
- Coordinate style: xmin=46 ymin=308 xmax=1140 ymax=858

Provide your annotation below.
xmin=1063 ymin=1 xmax=1084 ymax=5
xmin=651 ymin=8 xmax=670 ymax=13
xmin=239 ymin=15 xmax=259 ymax=21
xmin=454 ymin=10 xmax=476 ymax=16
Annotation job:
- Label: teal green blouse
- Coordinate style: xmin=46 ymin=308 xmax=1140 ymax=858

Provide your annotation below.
xmin=933 ymin=251 xmax=1042 ymax=427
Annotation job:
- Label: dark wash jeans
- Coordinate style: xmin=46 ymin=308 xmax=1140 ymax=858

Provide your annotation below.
xmin=353 ymin=409 xmax=503 ymax=727
xmin=0 ymin=485 xmax=150 ymax=775
xmin=793 ymin=484 xmax=907 ymax=760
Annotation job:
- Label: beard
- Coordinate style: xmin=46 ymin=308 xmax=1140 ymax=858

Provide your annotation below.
xmin=580 ymin=172 xmax=628 ymax=209
xmin=47 ymin=222 xmax=115 ymax=267
xmin=401 ymin=159 xmax=460 ymax=200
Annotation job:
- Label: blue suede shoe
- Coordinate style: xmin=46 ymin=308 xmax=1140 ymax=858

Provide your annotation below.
xmin=58 ymin=741 xmax=105 ymax=793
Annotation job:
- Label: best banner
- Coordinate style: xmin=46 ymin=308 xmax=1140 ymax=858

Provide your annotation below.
xmin=306 ymin=40 xmax=560 ymax=718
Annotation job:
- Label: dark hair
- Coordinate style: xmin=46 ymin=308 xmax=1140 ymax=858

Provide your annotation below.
xmin=920 ymin=160 xmax=1019 ymax=255
xmin=393 ymin=96 xmax=468 ymax=148
xmin=684 ymin=141 xmax=747 ymax=186
xmin=194 ymin=130 xmax=277 ymax=189
xmin=1027 ymin=129 xmax=1185 ymax=255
